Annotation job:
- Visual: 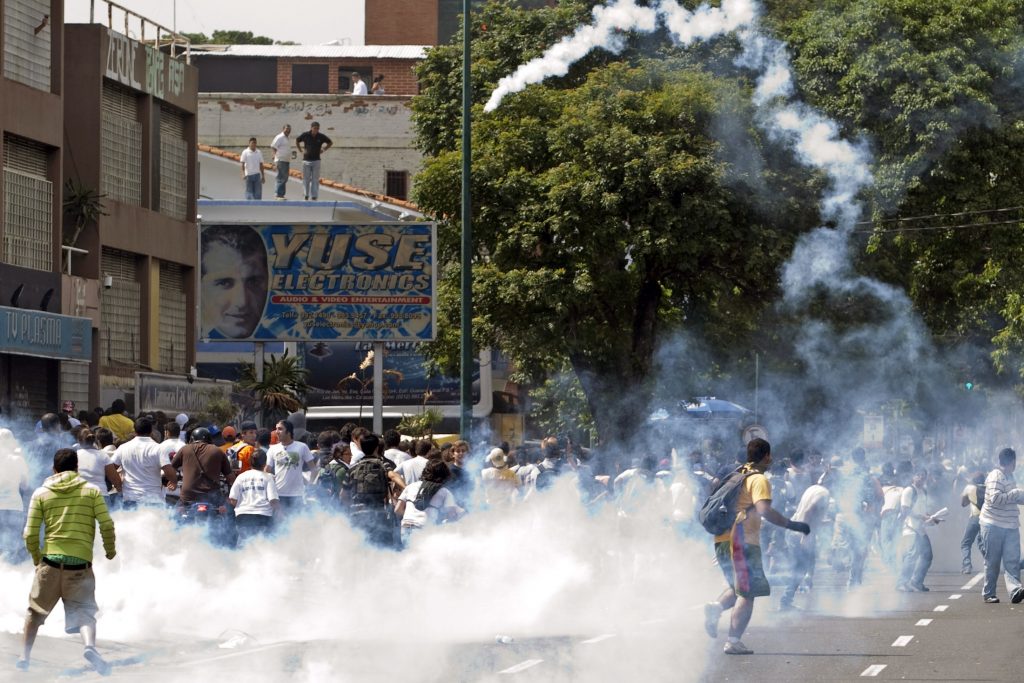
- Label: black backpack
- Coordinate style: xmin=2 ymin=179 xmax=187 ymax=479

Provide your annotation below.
xmin=349 ymin=457 xmax=390 ymax=506
xmin=698 ymin=467 xmax=753 ymax=535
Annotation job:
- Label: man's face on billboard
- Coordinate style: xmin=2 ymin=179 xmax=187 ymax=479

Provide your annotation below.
xmin=201 ymin=241 xmax=268 ymax=338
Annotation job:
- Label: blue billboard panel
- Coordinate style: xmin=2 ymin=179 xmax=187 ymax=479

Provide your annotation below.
xmin=0 ymin=305 xmax=92 ymax=362
xmin=199 ymin=223 xmax=435 ymax=342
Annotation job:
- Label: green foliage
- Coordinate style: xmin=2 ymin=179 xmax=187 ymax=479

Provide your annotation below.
xmin=413 ymin=1 xmax=820 ymax=444
xmin=194 ymin=388 xmax=238 ymax=427
xmin=527 ymin=370 xmax=594 ymax=439
xmin=62 ymin=178 xmax=107 ymax=247
xmin=236 ymin=351 xmax=309 ymax=426
xmin=396 ymin=408 xmax=445 ymax=438
xmin=183 ymin=30 xmax=276 ymax=45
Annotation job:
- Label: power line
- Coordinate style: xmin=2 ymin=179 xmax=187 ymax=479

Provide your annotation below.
xmin=854 ymin=205 xmax=1024 ymax=227
xmin=853 ymin=218 xmax=1024 ymax=235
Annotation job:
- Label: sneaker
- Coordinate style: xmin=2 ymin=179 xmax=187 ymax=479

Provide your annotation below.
xmin=895 ymin=583 xmax=911 ymax=592
xmin=15 ymin=659 xmax=28 ymax=671
xmin=962 ymin=567 xmax=973 ymax=574
xmin=724 ymin=640 xmax=754 ymax=655
xmin=985 ymin=596 xmax=1000 ymax=604
xmin=1012 ymin=588 xmax=1024 ymax=604
xmin=704 ymin=602 xmax=722 ymax=638
xmin=83 ymin=647 xmax=111 ymax=676
xmin=910 ymin=583 xmax=930 ymax=592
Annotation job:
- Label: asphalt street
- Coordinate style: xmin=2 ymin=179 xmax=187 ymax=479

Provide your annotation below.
xmin=1 ymin=526 xmax=1017 ymax=681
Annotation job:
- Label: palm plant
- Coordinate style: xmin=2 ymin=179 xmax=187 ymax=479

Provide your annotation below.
xmin=236 ymin=351 xmax=309 ymax=426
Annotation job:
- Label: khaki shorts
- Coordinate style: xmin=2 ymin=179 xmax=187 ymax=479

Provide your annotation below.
xmin=27 ymin=563 xmax=98 ymax=634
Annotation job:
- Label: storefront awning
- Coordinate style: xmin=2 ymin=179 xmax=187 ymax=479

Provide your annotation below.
xmin=0 ymin=305 xmax=92 ymax=362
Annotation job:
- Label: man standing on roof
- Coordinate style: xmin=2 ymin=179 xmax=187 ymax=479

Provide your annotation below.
xmin=239 ymin=137 xmax=265 ymax=200
xmin=270 ymin=124 xmax=292 ymax=200
xmin=295 ymin=121 xmax=332 ymax=201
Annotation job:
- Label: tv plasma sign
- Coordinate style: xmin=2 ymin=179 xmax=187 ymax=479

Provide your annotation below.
xmin=199 ymin=222 xmax=435 ymax=342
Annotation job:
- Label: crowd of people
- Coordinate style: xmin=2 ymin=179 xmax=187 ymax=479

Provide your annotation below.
xmin=3 ymin=397 xmax=1024 ymax=671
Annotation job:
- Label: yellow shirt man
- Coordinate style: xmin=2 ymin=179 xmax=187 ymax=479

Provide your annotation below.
xmin=98 ymin=413 xmax=134 ymax=442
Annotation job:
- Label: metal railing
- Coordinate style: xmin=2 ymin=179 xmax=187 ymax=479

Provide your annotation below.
xmin=88 ymin=0 xmax=191 ymax=63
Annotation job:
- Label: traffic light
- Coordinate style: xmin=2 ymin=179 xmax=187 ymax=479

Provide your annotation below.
xmin=964 ymin=381 xmax=974 ymax=391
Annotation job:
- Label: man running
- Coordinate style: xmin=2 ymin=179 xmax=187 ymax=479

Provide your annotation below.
xmin=19 ymin=448 xmax=116 ymax=674
xmin=704 ymin=438 xmax=810 ymax=655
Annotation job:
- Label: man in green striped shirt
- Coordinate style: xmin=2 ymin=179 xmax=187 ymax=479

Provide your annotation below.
xmin=17 ymin=448 xmax=116 ymax=675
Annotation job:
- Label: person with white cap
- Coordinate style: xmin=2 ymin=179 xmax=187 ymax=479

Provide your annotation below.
xmin=480 ymin=447 xmax=520 ymax=506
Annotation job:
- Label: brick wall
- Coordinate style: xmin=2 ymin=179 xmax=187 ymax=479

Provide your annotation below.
xmin=197 ymin=94 xmax=422 ymax=198
xmin=275 ymin=58 xmax=421 ymax=96
xmin=366 ymin=0 xmax=439 ymax=45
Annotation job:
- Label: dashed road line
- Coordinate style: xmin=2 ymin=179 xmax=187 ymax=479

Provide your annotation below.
xmin=915 ymin=618 xmax=932 ymax=626
xmin=961 ymin=572 xmax=984 ymax=590
xmin=934 ymin=605 xmax=948 ymax=612
xmin=580 ymin=634 xmax=616 ymax=645
xmin=949 ymin=594 xmax=962 ymax=600
xmin=499 ymin=659 xmax=544 ymax=675
xmin=891 ymin=635 xmax=914 ymax=647
xmin=861 ymin=664 xmax=887 ymax=677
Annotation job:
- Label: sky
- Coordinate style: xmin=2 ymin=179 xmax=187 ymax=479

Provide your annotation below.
xmin=64 ymin=0 xmax=365 ymax=45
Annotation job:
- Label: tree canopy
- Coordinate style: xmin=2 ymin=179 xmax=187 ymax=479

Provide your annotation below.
xmin=412 ymin=0 xmax=1024 ymax=444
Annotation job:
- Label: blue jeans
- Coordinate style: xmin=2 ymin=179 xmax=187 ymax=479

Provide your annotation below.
xmin=244 ymin=173 xmax=262 ymax=199
xmin=961 ymin=516 xmax=984 ymax=569
xmin=275 ymin=161 xmax=289 ymax=197
xmin=898 ymin=533 xmax=932 ymax=588
xmin=980 ymin=523 xmax=1022 ymax=598
xmin=302 ymin=160 xmax=321 ymax=199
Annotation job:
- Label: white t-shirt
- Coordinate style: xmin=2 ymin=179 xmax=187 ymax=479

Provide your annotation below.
xmin=962 ymin=483 xmax=983 ymax=518
xmin=76 ymin=447 xmax=113 ymax=494
xmin=901 ymin=485 xmax=927 ymax=536
xmin=229 ymin=469 xmax=279 ymax=517
xmin=384 ymin=448 xmax=410 ymax=467
xmin=0 ymin=450 xmax=29 ymax=511
xmin=112 ymin=436 xmax=169 ymax=504
xmin=398 ymin=455 xmax=428 ymax=485
xmin=158 ymin=437 xmax=186 ymax=499
xmin=881 ymin=484 xmax=903 ymax=515
xmin=352 ymin=80 xmax=368 ymax=95
xmin=267 ymin=440 xmax=314 ymax=497
xmin=271 ymin=131 xmax=291 ymax=163
xmin=240 ymin=147 xmax=264 ymax=175
xmin=398 ymin=481 xmax=461 ymax=528
xmin=792 ymin=484 xmax=830 ymax=539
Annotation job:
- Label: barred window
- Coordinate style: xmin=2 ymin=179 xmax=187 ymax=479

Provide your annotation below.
xmin=159 ymin=106 xmax=188 ymax=221
xmin=2 ymin=134 xmax=52 ymax=271
xmin=3 ymin=0 xmax=51 ymax=92
xmin=100 ymin=248 xmax=141 ymax=368
xmin=60 ymin=361 xmax=91 ymax=409
xmin=101 ymin=81 xmax=142 ymax=206
xmin=385 ymin=170 xmax=409 ymax=200
xmin=158 ymin=261 xmax=188 ymax=372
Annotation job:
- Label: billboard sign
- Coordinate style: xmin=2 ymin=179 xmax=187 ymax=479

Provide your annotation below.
xmin=0 ymin=305 xmax=92 ymax=362
xmin=302 ymin=341 xmax=480 ymax=408
xmin=135 ymin=372 xmax=235 ymax=415
xmin=199 ymin=222 xmax=435 ymax=342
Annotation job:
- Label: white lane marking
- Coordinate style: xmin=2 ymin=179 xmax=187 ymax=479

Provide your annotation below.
xmin=861 ymin=664 xmax=887 ymax=677
xmin=639 ymin=617 xmax=669 ymax=625
xmin=499 ymin=659 xmax=544 ymax=675
xmin=934 ymin=605 xmax=949 ymax=612
xmin=949 ymin=594 xmax=962 ymax=600
xmin=962 ymin=572 xmax=984 ymax=590
xmin=916 ymin=619 xmax=932 ymax=626
xmin=581 ymin=634 xmax=616 ymax=645
xmin=892 ymin=635 xmax=914 ymax=647
xmin=169 ymin=641 xmax=289 ymax=667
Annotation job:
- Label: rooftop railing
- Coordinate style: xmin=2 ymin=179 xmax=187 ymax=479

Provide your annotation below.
xmin=88 ymin=0 xmax=191 ymax=63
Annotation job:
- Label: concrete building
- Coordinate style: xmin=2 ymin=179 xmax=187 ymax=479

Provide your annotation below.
xmin=0 ymin=0 xmax=199 ymax=416
xmin=198 ymin=92 xmax=418 ymax=201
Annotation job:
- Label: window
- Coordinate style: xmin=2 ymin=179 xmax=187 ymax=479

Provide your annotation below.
xmin=2 ymin=134 xmax=52 ymax=271
xmin=100 ymin=248 xmax=141 ymax=368
xmin=101 ymin=81 xmax=142 ymax=206
xmin=3 ymin=0 xmax=52 ymax=92
xmin=159 ymin=105 xmax=189 ymax=221
xmin=385 ymin=170 xmax=409 ymax=200
xmin=158 ymin=261 xmax=188 ymax=372
xmin=291 ymin=64 xmax=329 ymax=94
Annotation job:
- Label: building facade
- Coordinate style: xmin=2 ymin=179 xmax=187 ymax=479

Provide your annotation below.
xmin=365 ymin=0 xmax=554 ymax=46
xmin=198 ymin=93 xmax=419 ymax=201
xmin=61 ymin=22 xmax=199 ymax=411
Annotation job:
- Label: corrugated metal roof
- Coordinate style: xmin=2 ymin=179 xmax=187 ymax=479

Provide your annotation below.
xmin=193 ymin=45 xmax=429 ymax=59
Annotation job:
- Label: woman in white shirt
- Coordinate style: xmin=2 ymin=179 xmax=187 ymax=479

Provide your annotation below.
xmin=395 ymin=459 xmax=463 ymax=547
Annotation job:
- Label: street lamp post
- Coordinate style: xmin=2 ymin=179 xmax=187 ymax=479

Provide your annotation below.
xmin=459 ymin=0 xmax=474 ymax=438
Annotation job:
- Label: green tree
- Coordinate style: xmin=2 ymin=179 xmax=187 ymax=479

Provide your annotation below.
xmin=777 ymin=0 xmax=1024 ymax=397
xmin=182 ymin=30 xmax=275 ymax=45
xmin=413 ymin=1 xmax=821 ymax=445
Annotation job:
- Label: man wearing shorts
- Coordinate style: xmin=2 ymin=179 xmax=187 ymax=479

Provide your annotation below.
xmin=18 ymin=448 xmax=116 ymax=674
xmin=704 ymin=438 xmax=810 ymax=654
